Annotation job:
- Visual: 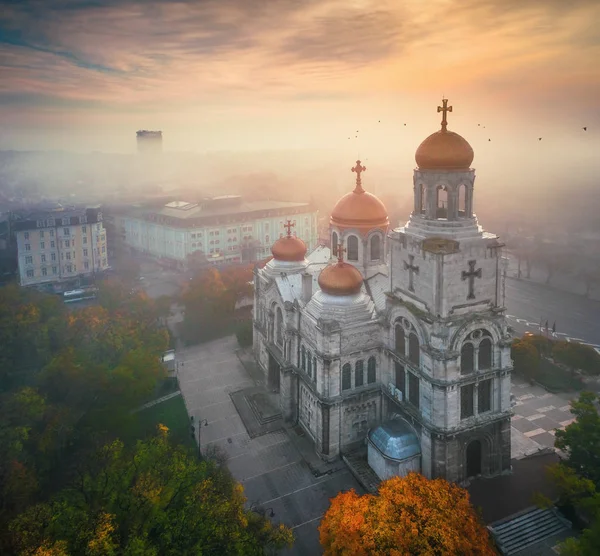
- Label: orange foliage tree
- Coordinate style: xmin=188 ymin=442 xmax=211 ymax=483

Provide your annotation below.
xmin=319 ymin=473 xmax=495 ymax=556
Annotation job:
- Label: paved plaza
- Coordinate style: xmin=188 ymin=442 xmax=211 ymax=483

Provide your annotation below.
xmin=176 ymin=336 xmax=364 ymax=556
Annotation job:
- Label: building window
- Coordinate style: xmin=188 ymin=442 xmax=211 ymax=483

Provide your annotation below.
xmin=41 ymin=268 xmax=47 ymax=276
xmin=41 ymin=254 xmax=46 ymax=263
xmin=478 ymin=379 xmax=492 ymax=413
xmin=408 ymin=371 xmax=420 ymax=408
xmin=461 ymin=343 xmax=475 ymax=374
xmin=50 ymin=229 xmax=54 ymax=237
xmin=301 ymin=346 xmax=306 ymax=371
xmin=50 ymin=241 xmax=55 ymax=248
xmin=83 ymin=237 xmax=87 ymax=244
xmin=66 ymin=252 xmax=71 ymax=260
xmin=347 ymin=235 xmax=359 ymax=261
xmin=395 ymin=362 xmax=405 ymax=398
xmin=265 ymin=235 xmax=270 ymax=244
xmin=25 ymin=256 xmax=33 ymax=264
xmin=461 ymin=384 xmax=475 ymax=419
xmin=355 ymin=360 xmax=364 ymax=387
xmin=275 ymin=307 xmax=283 ymax=346
xmin=65 ymin=239 xmax=70 ymax=248
xmin=395 ymin=325 xmax=405 ymax=355
xmin=332 ymin=231 xmax=338 ymax=255
xmin=39 ymin=230 xmax=44 ymax=238
xmin=51 ymin=253 xmax=56 ymax=262
xmin=63 ymin=228 xmax=70 ymax=236
xmin=24 ymin=232 xmax=29 ymax=239
xmin=313 ymin=357 xmax=317 ymax=379
xmin=408 ymin=333 xmax=420 ymax=366
xmin=83 ymin=248 xmax=88 ymax=257
xmin=367 ymin=357 xmax=376 ymax=384
xmin=82 ymin=226 xmax=87 ymax=233
xmin=102 ymin=245 xmax=106 ymax=253
xmin=52 ymin=266 xmax=57 ymax=274
xmin=307 ymin=351 xmax=312 ymax=378
xmin=84 ymin=262 xmax=89 ymax=270
xmin=26 ymin=269 xmax=34 ymax=278
xmin=40 ymin=241 xmax=45 ymax=249
xmin=25 ymin=244 xmax=31 ymax=251
xmin=66 ymin=265 xmax=72 ymax=273
xmin=342 ymin=363 xmax=352 ymax=391
xmin=370 ymin=235 xmax=381 ymax=260
xmin=478 ymin=338 xmax=492 ymax=369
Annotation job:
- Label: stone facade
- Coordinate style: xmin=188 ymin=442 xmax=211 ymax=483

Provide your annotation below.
xmin=253 ymin=121 xmax=512 ymax=484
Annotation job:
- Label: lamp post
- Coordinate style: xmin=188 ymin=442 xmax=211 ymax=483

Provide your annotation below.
xmin=190 ymin=415 xmax=208 ymax=458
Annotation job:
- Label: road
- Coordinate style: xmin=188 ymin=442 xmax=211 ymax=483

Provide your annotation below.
xmin=505 ymin=276 xmax=600 ymax=350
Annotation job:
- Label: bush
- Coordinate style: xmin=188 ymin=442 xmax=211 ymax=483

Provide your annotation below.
xmin=512 ymin=338 xmax=541 ymax=380
xmin=235 ymin=320 xmax=253 ymax=348
xmin=552 ymin=341 xmax=600 ymax=376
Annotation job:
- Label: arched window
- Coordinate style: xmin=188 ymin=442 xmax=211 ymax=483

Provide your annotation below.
xmin=367 ymin=357 xmax=376 ymax=383
xmin=478 ymin=338 xmax=492 ymax=370
xmin=307 ymin=350 xmax=312 ymax=378
xmin=419 ymin=183 xmax=426 ymax=215
xmin=436 ymin=185 xmax=448 ymax=219
xmin=395 ymin=325 xmax=405 ymax=355
xmin=370 ymin=235 xmax=381 ymax=261
xmin=458 ymin=184 xmax=467 ymax=217
xmin=276 ymin=306 xmax=283 ymax=346
xmin=355 ymin=360 xmax=364 ymax=387
xmin=347 ymin=235 xmax=359 ymax=261
xmin=408 ymin=332 xmax=420 ymax=366
xmin=342 ymin=364 xmax=352 ymax=391
xmin=461 ymin=343 xmax=474 ymax=374
xmin=332 ymin=231 xmax=338 ymax=256
xmin=313 ymin=357 xmax=317 ymax=379
xmin=301 ymin=346 xmax=306 ymax=371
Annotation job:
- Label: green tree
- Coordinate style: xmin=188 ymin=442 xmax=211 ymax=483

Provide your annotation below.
xmin=552 ymin=342 xmax=600 ymax=376
xmin=9 ymin=427 xmax=293 ymax=555
xmin=511 ymin=338 xmax=541 ymax=380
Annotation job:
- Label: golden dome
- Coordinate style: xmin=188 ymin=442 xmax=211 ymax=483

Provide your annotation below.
xmin=318 ymin=261 xmax=364 ymax=296
xmin=271 ymin=235 xmax=307 ymax=262
xmin=330 ymin=160 xmax=389 ymax=231
xmin=415 ymin=98 xmax=474 ymax=171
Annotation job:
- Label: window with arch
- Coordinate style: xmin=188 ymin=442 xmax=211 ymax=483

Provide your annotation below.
xmin=301 ymin=346 xmax=306 ymax=371
xmin=408 ymin=332 xmax=420 ymax=366
xmin=419 ymin=183 xmax=426 ymax=215
xmin=355 ymin=360 xmax=364 ymax=387
xmin=436 ymin=185 xmax=448 ymax=219
xmin=367 ymin=357 xmax=376 ymax=384
xmin=478 ymin=338 xmax=492 ymax=370
xmin=307 ymin=350 xmax=312 ymax=378
xmin=370 ymin=235 xmax=381 ymax=261
xmin=342 ymin=364 xmax=352 ymax=391
xmin=275 ymin=306 xmax=283 ymax=346
xmin=395 ymin=325 xmax=405 ymax=355
xmin=347 ymin=235 xmax=359 ymax=261
xmin=332 ymin=231 xmax=338 ymax=256
xmin=458 ymin=184 xmax=467 ymax=217
xmin=461 ymin=343 xmax=475 ymax=374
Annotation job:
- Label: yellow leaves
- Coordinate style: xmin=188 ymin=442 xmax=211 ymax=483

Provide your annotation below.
xmin=319 ymin=473 xmax=495 ymax=555
xmin=157 ymin=423 xmax=169 ymax=436
xmin=30 ymin=540 xmax=69 ymax=555
xmin=87 ymin=513 xmax=118 ymax=556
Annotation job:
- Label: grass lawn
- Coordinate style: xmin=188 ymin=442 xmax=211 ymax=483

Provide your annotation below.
xmin=536 ymin=358 xmax=585 ymax=393
xmin=123 ymin=394 xmax=195 ymax=449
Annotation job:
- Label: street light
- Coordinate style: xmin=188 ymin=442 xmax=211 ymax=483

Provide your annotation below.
xmin=190 ymin=415 xmax=208 ymax=458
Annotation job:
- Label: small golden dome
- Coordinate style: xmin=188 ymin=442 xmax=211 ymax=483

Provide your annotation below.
xmin=318 ymin=261 xmax=364 ymax=296
xmin=415 ymin=98 xmax=474 ymax=171
xmin=271 ymin=235 xmax=307 ymax=262
xmin=330 ymin=160 xmax=389 ymax=231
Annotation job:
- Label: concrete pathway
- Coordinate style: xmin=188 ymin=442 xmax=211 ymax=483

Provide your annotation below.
xmin=131 ymin=390 xmax=181 ymax=414
xmin=175 ymin=336 xmax=363 ymax=556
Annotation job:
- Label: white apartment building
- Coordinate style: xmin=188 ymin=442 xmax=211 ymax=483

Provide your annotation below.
xmin=112 ymin=196 xmax=319 ymax=267
xmin=14 ymin=207 xmax=109 ymax=288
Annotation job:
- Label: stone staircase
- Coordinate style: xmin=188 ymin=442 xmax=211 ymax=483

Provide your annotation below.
xmin=343 ymin=449 xmax=380 ymax=494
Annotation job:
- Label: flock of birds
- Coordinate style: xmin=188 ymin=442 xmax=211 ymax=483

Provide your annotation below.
xmin=347 ymin=122 xmax=589 ymax=142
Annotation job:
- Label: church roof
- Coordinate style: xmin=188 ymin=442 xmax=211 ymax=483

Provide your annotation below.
xmin=368 ymin=419 xmax=420 ymax=461
xmin=364 ymin=273 xmax=389 ymax=313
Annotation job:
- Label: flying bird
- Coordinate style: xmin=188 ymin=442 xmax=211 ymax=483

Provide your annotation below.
xmin=488 ymin=138 xmax=491 ymax=142
xmin=583 ymin=127 xmax=587 ymax=131
xmin=378 ymin=120 xmax=381 ymax=123
xmin=538 ymin=137 xmax=542 ymax=141
xmin=403 ymin=123 xmax=406 ymax=126
xmin=477 ymin=123 xmax=480 ymax=126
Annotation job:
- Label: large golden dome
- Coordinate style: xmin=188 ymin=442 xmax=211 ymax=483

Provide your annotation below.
xmin=415 ymin=98 xmax=474 ymax=171
xmin=318 ymin=261 xmax=363 ymax=296
xmin=330 ymin=160 xmax=389 ymax=232
xmin=271 ymin=227 xmax=307 ymax=262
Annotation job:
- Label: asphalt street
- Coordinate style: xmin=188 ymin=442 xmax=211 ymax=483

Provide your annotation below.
xmin=504 ymin=276 xmax=600 ymax=350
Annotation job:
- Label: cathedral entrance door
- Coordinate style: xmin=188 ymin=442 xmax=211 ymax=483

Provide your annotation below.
xmin=466 ymin=440 xmax=482 ymax=477
xmin=268 ymin=352 xmax=280 ymax=392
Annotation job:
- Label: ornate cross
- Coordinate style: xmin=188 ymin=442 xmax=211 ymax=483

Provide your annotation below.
xmin=437 ymin=98 xmax=453 ymax=131
xmin=284 ymin=219 xmax=295 ymax=237
xmin=351 ymin=160 xmax=366 ymax=192
xmin=335 ymin=239 xmax=346 ymax=263
xmin=462 ymin=260 xmax=482 ymax=300
xmin=404 ymin=254 xmax=419 ymax=292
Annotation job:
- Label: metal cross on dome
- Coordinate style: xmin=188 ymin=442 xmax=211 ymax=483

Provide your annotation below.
xmin=351 ymin=160 xmax=366 ymax=192
xmin=284 ymin=219 xmax=295 ymax=237
xmin=335 ymin=239 xmax=346 ymax=263
xmin=437 ymin=98 xmax=453 ymax=131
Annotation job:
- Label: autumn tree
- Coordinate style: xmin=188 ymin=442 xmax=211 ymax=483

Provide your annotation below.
xmin=552 ymin=342 xmax=600 ymax=376
xmin=511 ymin=338 xmax=541 ymax=380
xmin=319 ymin=473 xmax=495 ymax=555
xmin=9 ymin=426 xmax=293 ymax=556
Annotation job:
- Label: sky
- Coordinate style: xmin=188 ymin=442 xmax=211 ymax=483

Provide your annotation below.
xmin=0 ymin=0 xmax=599 ymax=163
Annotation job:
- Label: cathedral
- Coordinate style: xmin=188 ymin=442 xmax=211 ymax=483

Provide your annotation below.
xmin=252 ymin=100 xmax=513 ymax=483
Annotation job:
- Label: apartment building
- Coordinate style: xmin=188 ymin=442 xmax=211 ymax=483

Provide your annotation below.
xmin=110 ymin=195 xmax=319 ymax=268
xmin=14 ymin=207 xmax=109 ymax=288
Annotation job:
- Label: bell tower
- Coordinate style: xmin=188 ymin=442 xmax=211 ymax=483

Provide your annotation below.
xmin=385 ymin=99 xmax=513 ymax=483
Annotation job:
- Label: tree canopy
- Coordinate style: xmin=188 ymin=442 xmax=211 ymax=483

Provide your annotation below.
xmin=319 ymin=473 xmax=495 ymax=555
